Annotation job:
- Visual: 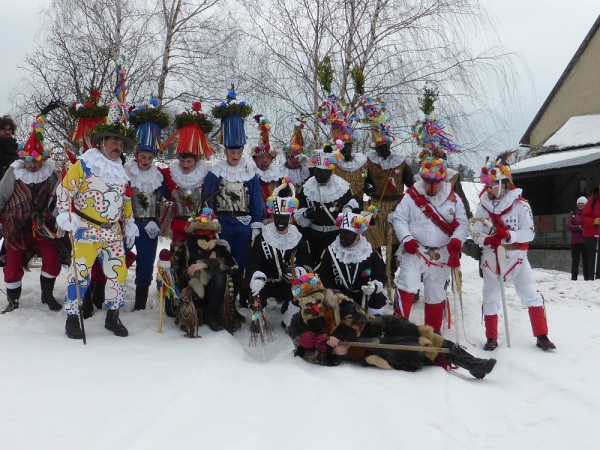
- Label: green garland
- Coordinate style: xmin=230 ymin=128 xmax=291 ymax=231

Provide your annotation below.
xmin=128 ymin=108 xmax=170 ymax=128
xmin=69 ymin=104 xmax=109 ymax=119
xmin=91 ymin=122 xmax=137 ymax=141
xmin=175 ymin=113 xmax=215 ymax=133
xmin=211 ymin=103 xmax=253 ymax=120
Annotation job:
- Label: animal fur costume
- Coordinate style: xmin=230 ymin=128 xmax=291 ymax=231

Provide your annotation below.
xmin=287 ymin=278 xmax=496 ymax=378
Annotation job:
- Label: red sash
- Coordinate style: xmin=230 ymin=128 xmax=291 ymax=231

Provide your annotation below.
xmin=407 ymin=187 xmax=459 ymax=236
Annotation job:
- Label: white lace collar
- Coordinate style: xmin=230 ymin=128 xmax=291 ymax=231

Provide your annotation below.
xmin=11 ymin=159 xmax=56 ymax=184
xmin=279 ymin=162 xmax=311 ymax=185
xmin=367 ymin=150 xmax=406 ymax=170
xmin=338 ymin=153 xmax=367 ymax=171
xmin=479 ymin=187 xmax=522 ymax=213
xmin=262 ymin=222 xmax=302 ymax=250
xmin=125 ymin=159 xmax=164 ymax=192
xmin=210 ymin=158 xmax=255 ymax=182
xmin=169 ymin=159 xmax=210 ymax=189
xmin=414 ymin=179 xmax=453 ymax=207
xmin=329 ymin=235 xmax=372 ymax=264
xmin=79 ymin=148 xmax=129 ymax=185
xmin=303 ymin=174 xmax=350 ymax=203
xmin=253 ymin=160 xmax=283 ymax=183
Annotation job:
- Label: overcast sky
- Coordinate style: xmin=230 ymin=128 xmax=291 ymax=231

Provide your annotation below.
xmin=1 ymin=0 xmax=599 ymax=153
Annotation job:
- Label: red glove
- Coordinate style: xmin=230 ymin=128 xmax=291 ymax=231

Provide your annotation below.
xmin=484 ymin=235 xmax=501 ymax=248
xmin=403 ymin=239 xmax=419 ymax=255
xmin=298 ymin=331 xmax=328 ymax=352
xmin=447 ymin=238 xmax=462 ymax=268
xmin=495 ymin=226 xmax=510 ymax=241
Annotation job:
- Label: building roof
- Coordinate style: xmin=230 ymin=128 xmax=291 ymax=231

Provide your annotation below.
xmin=542 ymin=114 xmax=600 ymax=150
xmin=511 ymin=147 xmax=600 ymax=174
xmin=519 ymin=15 xmax=600 ymax=147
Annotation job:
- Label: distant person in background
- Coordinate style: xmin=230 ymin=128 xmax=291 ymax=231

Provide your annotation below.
xmin=582 ymin=185 xmax=600 ymax=280
xmin=566 ymin=196 xmax=589 ymax=281
xmin=0 ymin=115 xmax=19 ymax=268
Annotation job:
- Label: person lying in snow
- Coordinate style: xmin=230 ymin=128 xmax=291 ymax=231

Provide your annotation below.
xmin=287 ymin=272 xmax=496 ymax=379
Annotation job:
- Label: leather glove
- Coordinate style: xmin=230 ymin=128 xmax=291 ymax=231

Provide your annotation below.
xmin=484 ymin=235 xmax=502 ymax=248
xmin=495 ymin=226 xmax=510 ymax=241
xmin=124 ymin=222 xmax=139 ymax=249
xmin=361 ymin=281 xmax=376 ymax=296
xmin=303 ymin=207 xmax=317 ymax=220
xmin=594 ymin=218 xmax=600 ymax=226
xmin=56 ymin=212 xmax=81 ymax=233
xmin=403 ymin=239 xmax=419 ymax=255
xmin=249 ymin=273 xmax=267 ymax=296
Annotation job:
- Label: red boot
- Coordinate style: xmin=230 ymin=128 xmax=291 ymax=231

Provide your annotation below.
xmin=394 ymin=290 xmax=414 ymax=318
xmin=483 ymin=315 xmax=498 ymax=351
xmin=424 ymin=302 xmax=445 ymax=333
xmin=528 ymin=306 xmax=556 ymax=350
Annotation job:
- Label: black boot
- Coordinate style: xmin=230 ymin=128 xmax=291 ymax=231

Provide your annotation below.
xmin=105 ymin=309 xmax=129 ymax=337
xmin=81 ymin=287 xmax=94 ymax=319
xmin=40 ymin=276 xmax=62 ymax=311
xmin=536 ymin=335 xmax=556 ymax=351
xmin=65 ymin=315 xmax=83 ymax=339
xmin=92 ymin=283 xmax=105 ymax=310
xmin=203 ymin=310 xmax=224 ymax=332
xmin=134 ymin=285 xmax=149 ymax=311
xmin=448 ymin=344 xmax=497 ymax=379
xmin=2 ymin=287 xmax=21 ymax=314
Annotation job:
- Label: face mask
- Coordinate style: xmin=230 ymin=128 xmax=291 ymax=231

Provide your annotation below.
xmin=376 ymin=143 xmax=391 ymax=158
xmin=342 ymin=143 xmax=353 ymax=160
xmin=314 ymin=168 xmax=332 ymax=184
xmin=339 ymin=229 xmax=358 ymax=248
xmin=273 ymin=214 xmax=290 ymax=232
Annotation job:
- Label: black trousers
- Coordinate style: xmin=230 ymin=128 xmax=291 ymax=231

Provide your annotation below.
xmin=584 ymin=237 xmax=600 ymax=280
xmin=570 ymin=243 xmax=590 ymax=280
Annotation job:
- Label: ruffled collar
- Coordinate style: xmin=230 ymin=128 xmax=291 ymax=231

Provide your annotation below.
xmin=169 ymin=159 xmax=210 ymax=189
xmin=329 ymin=235 xmax=372 ymax=264
xmin=262 ymin=222 xmax=302 ymax=250
xmin=210 ymin=158 xmax=255 ymax=182
xmin=125 ymin=160 xmax=164 ymax=192
xmin=479 ymin=187 xmax=522 ymax=213
xmin=279 ymin=162 xmax=311 ymax=185
xmin=11 ymin=159 xmax=56 ymax=184
xmin=303 ymin=174 xmax=350 ymax=203
xmin=367 ymin=150 xmax=406 ymax=170
xmin=414 ymin=179 xmax=453 ymax=207
xmin=253 ymin=160 xmax=283 ymax=183
xmin=79 ymin=148 xmax=129 ymax=185
xmin=338 ymin=153 xmax=367 ymax=171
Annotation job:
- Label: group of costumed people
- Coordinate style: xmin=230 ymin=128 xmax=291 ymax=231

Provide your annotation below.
xmin=0 ymin=69 xmax=562 ymax=379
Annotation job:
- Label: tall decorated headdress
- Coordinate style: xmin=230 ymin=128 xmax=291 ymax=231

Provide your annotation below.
xmin=359 ymin=95 xmax=395 ymax=149
xmin=19 ymin=101 xmax=62 ymax=162
xmin=211 ymin=85 xmax=252 ymax=149
xmin=266 ymin=178 xmax=299 ymax=215
xmin=250 ymin=114 xmax=277 ymax=158
xmin=291 ymin=272 xmax=325 ymax=300
xmin=317 ymin=93 xmax=356 ymax=146
xmin=419 ymin=156 xmax=447 ymax=182
xmin=411 ymin=87 xmax=460 ymax=162
xmin=480 ymin=151 xmax=516 ymax=189
xmin=164 ymin=101 xmax=215 ymax=158
xmin=69 ymin=86 xmax=109 ymax=151
xmin=308 ymin=149 xmax=342 ymax=170
xmin=185 ymin=206 xmax=221 ymax=234
xmin=128 ymin=97 xmax=170 ymax=154
xmin=283 ymin=117 xmax=307 ymax=158
xmin=90 ymin=66 xmax=136 ymax=151
xmin=335 ymin=210 xmax=373 ymax=235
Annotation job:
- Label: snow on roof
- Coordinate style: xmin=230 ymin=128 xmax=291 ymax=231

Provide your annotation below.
xmin=511 ymin=147 xmax=600 ymax=174
xmin=544 ymin=114 xmax=600 ymax=149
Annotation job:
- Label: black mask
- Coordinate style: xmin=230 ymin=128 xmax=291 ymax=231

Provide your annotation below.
xmin=375 ymin=143 xmax=391 ymax=158
xmin=273 ymin=214 xmax=290 ymax=232
xmin=339 ymin=229 xmax=358 ymax=248
xmin=341 ymin=142 xmax=353 ymax=161
xmin=314 ymin=168 xmax=332 ymax=184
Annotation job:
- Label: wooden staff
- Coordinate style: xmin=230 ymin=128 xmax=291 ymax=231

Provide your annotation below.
xmin=339 ymin=341 xmax=450 ymax=353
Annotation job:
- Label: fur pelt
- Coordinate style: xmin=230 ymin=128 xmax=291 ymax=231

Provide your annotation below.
xmin=178 ymin=288 xmax=199 ymax=338
xmin=188 ymin=269 xmax=211 ymax=299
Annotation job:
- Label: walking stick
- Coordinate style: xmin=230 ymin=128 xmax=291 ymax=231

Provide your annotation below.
xmin=450 ymin=267 xmax=461 ymax=345
xmin=496 ymin=244 xmax=511 ymax=347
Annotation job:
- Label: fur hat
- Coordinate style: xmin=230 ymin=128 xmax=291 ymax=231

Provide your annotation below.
xmin=267 ymin=178 xmax=299 ymax=215
xmin=359 ymin=96 xmax=395 ymax=149
xmin=419 ymin=156 xmax=447 ymax=181
xmin=91 ymin=67 xmax=136 ymax=151
xmin=292 ymin=272 xmax=326 ymax=300
xmin=185 ymin=207 xmax=221 ymax=234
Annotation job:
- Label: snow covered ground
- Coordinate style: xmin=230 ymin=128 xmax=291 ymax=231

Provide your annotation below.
xmin=0 ymin=236 xmax=598 ymax=450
